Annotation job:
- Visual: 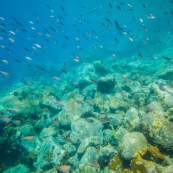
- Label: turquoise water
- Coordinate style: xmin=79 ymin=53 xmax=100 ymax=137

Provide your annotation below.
xmin=0 ymin=0 xmax=173 ymax=172
xmin=0 ymin=0 xmax=172 ymax=93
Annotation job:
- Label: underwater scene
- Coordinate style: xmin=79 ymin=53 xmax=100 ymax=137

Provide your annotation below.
xmin=0 ymin=0 xmax=173 ymax=172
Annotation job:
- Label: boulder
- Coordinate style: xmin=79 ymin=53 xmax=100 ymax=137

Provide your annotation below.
xmin=34 ymin=138 xmax=66 ymax=172
xmin=77 ymin=136 xmax=102 ymax=155
xmin=94 ymin=61 xmax=110 ymax=75
xmin=157 ymin=67 xmax=173 ymax=80
xmin=123 ymin=107 xmax=140 ymax=131
xmin=79 ymin=147 xmax=98 ymax=170
xmin=82 ymin=84 xmax=97 ymax=98
xmin=97 ymin=75 xmax=116 ymax=93
xmin=150 ymin=83 xmax=173 ymax=108
xmin=42 ymin=95 xmax=62 ymax=112
xmin=58 ymin=97 xmax=93 ymax=126
xmin=119 ymin=132 xmax=147 ymax=160
xmin=109 ymin=94 xmax=129 ymax=111
xmin=141 ymin=112 xmax=173 ymax=149
xmin=70 ymin=118 xmax=103 ymax=144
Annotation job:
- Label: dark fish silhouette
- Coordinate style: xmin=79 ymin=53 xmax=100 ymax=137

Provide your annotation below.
xmin=106 ymin=18 xmax=110 ymax=23
xmin=50 ymin=26 xmax=56 ymax=32
xmin=24 ymin=47 xmax=30 ymax=52
xmin=21 ymin=28 xmax=27 ymax=32
xmin=109 ymin=2 xmax=112 ymax=8
xmin=36 ymin=65 xmax=45 ymax=71
xmin=64 ymin=35 xmax=69 ymax=40
xmin=0 ymin=29 xmax=7 ymax=34
xmin=14 ymin=59 xmax=21 ymax=63
xmin=163 ymin=56 xmax=172 ymax=61
xmin=115 ymin=21 xmax=122 ymax=30
xmin=60 ymin=69 xmax=67 ymax=73
xmin=60 ymin=5 xmax=65 ymax=11
xmin=116 ymin=5 xmax=121 ymax=10
xmin=12 ymin=17 xmax=23 ymax=27
xmin=46 ymin=4 xmax=51 ymax=10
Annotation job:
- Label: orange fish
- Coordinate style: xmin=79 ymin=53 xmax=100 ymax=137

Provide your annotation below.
xmin=52 ymin=120 xmax=59 ymax=125
xmin=12 ymin=120 xmax=21 ymax=125
xmin=56 ymin=101 xmax=64 ymax=106
xmin=58 ymin=165 xmax=70 ymax=173
xmin=23 ymin=81 xmax=32 ymax=85
xmin=53 ymin=76 xmax=61 ymax=81
xmin=22 ymin=136 xmax=35 ymax=140
xmin=121 ymin=91 xmax=128 ymax=97
xmin=0 ymin=117 xmax=11 ymax=123
xmin=91 ymin=162 xmax=100 ymax=170
xmin=0 ymin=71 xmax=11 ymax=77
xmin=90 ymin=79 xmax=98 ymax=85
xmin=51 ymin=98 xmax=64 ymax=106
xmin=72 ymin=81 xmax=79 ymax=85
xmin=123 ymin=76 xmax=130 ymax=83
xmin=85 ymin=100 xmax=94 ymax=105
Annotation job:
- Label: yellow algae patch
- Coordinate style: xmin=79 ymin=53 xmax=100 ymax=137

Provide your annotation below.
xmin=147 ymin=146 xmax=165 ymax=160
xmin=133 ymin=148 xmax=147 ymax=158
xmin=131 ymin=156 xmax=156 ymax=173
xmin=152 ymin=120 xmax=162 ymax=132
xmin=153 ymin=120 xmax=162 ymax=127
xmin=131 ymin=156 xmax=147 ymax=173
xmin=108 ymin=154 xmax=122 ymax=171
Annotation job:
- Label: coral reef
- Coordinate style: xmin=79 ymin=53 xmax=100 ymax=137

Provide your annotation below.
xmin=1 ymin=57 xmax=173 ymax=172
